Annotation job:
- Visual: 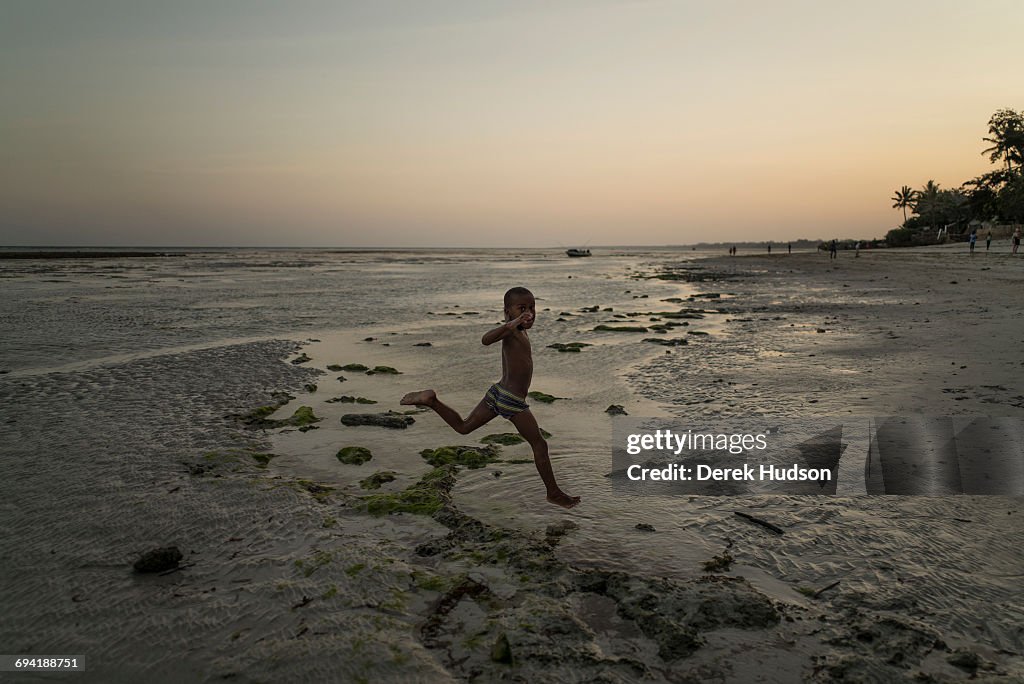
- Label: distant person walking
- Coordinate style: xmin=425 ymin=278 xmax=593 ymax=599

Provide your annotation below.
xmin=767 ymin=243 xmax=771 ymax=254
xmin=829 ymin=239 xmax=838 ymax=259
xmin=986 ymin=231 xmax=992 ymax=251
xmin=855 ymin=241 xmax=860 ymax=258
xmin=1013 ymin=228 xmax=1021 ymax=255
xmin=969 ymin=230 xmax=977 ymax=254
xmin=787 ymin=243 xmax=791 ymax=254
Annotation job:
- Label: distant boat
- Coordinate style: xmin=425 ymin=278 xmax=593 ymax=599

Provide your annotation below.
xmin=566 ymin=248 xmax=591 ymax=257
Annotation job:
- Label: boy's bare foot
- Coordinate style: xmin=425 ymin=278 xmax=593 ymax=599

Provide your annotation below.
xmin=400 ymin=389 xmax=436 ymax=407
xmin=547 ymin=491 xmax=581 ymax=509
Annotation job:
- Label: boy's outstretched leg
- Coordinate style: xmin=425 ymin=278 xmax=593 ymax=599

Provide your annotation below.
xmin=509 ymin=409 xmax=580 ymax=509
xmin=400 ymin=390 xmax=496 ymax=435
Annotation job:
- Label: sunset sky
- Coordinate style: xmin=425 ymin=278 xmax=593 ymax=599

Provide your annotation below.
xmin=2 ymin=1 xmax=1022 ymax=247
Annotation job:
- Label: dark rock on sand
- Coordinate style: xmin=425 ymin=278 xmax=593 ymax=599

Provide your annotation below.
xmin=605 ymin=404 xmax=628 ymax=416
xmin=635 ymin=523 xmax=656 ymax=532
xmin=325 ymin=396 xmax=377 ymax=404
xmin=340 ymin=363 xmax=369 ymax=372
xmin=340 ymin=412 xmax=415 ymax=429
xmin=643 ymin=338 xmax=688 ymax=346
xmin=303 ymin=383 xmax=317 ymax=392
xmin=593 ymin=324 xmax=648 ymax=332
xmin=947 ymin=649 xmax=981 ymax=672
xmin=661 ymin=311 xmax=706 ymax=319
xmin=326 ymin=364 xmax=344 ymax=371
xmin=290 ymin=353 xmax=312 ymax=365
xmin=133 ymin=546 xmax=183 ymax=573
xmin=365 ymin=365 xmax=401 ymax=375
xmin=414 ymin=342 xmax=432 ymax=347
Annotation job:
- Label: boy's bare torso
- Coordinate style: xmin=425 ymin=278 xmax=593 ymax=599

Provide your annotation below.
xmin=499 ymin=329 xmax=533 ymax=398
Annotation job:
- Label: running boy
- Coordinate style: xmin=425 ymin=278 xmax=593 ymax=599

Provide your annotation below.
xmin=400 ymin=287 xmax=580 ymax=509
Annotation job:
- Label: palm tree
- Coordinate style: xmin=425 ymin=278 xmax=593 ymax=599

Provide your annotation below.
xmin=982 ymin=109 xmax=1024 ymax=174
xmin=891 ymin=186 xmax=917 ymax=226
xmin=915 ymin=180 xmax=941 ymax=230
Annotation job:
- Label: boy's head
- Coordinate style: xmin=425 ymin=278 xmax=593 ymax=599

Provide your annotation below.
xmin=503 ymin=286 xmax=536 ymax=329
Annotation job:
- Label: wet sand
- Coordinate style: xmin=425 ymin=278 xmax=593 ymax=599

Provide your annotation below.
xmin=1 ymin=245 xmax=1022 ymax=682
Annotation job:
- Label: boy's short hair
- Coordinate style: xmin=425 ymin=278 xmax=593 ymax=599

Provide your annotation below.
xmin=503 ymin=287 xmax=533 ymax=308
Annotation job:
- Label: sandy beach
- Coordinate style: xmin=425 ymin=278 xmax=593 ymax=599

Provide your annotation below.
xmin=1 ymin=246 xmax=1022 ymax=683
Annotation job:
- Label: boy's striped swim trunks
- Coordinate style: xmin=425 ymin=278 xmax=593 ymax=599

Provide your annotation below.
xmin=484 ymin=383 xmax=529 ymax=419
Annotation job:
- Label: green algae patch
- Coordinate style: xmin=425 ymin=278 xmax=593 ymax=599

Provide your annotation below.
xmin=491 ymin=633 xmax=513 ymax=664
xmin=251 ymin=453 xmax=277 ymax=467
xmin=337 ymin=446 xmax=373 ymax=465
xmin=420 ymin=445 xmax=501 ymax=469
xmin=325 ymin=395 xmax=377 ymax=404
xmin=359 ymin=470 xmax=397 ymax=489
xmin=294 ymin=549 xmax=333 ymax=578
xmin=481 ymin=429 xmax=550 ymax=446
xmin=701 ymin=552 xmax=735 ymax=573
xmin=504 ymin=458 xmax=534 ymax=465
xmin=413 ymin=571 xmax=448 ymax=592
xmin=593 ymin=324 xmax=647 ymax=333
xmin=362 ymin=466 xmax=456 ymax=516
xmin=481 ymin=432 xmax=525 ymax=446
xmin=340 ymin=363 xmax=369 ymax=372
xmin=186 ymin=450 xmax=252 ymax=476
xmin=273 ymin=478 xmax=335 ymax=502
xmin=527 ymin=391 xmax=565 ymax=404
xmin=285 ymin=406 xmax=320 ymax=426
xmin=297 ymin=480 xmax=335 ymax=502
xmin=326 ymin=364 xmax=344 ymax=371
xmin=238 ymin=401 xmax=321 ymax=429
xmin=366 ymin=365 xmax=402 ymax=375
xmin=247 ymin=405 xmax=279 ymax=421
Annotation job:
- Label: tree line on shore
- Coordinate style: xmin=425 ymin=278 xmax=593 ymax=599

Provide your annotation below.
xmin=888 ymin=108 xmax=1024 ymax=247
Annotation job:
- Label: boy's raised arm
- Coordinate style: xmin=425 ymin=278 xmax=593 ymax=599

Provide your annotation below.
xmin=481 ymin=314 xmax=525 ymax=345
